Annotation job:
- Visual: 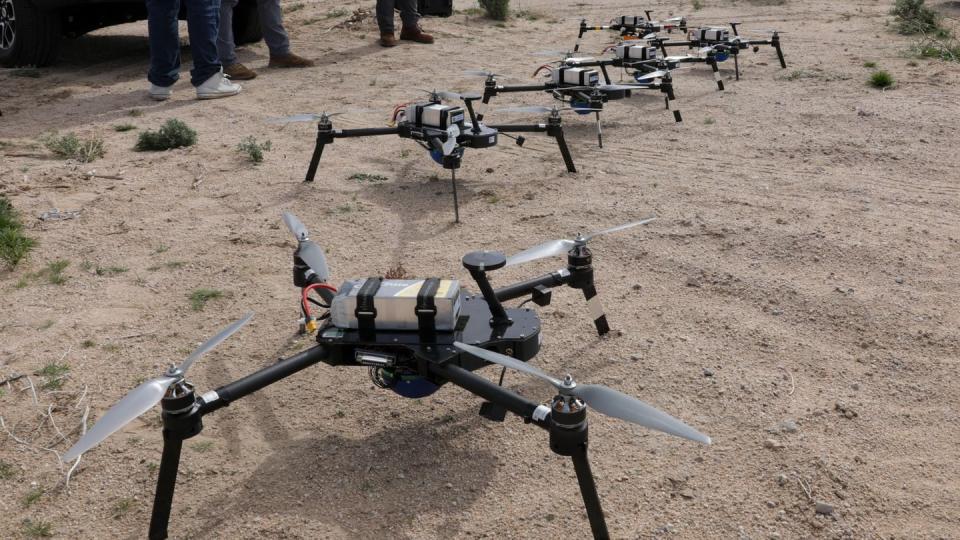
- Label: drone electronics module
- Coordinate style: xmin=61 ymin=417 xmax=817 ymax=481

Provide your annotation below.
xmin=63 ymin=212 xmax=710 ymax=540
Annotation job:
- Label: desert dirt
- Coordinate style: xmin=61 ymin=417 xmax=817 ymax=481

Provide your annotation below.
xmin=2 ymin=0 xmax=960 ymax=538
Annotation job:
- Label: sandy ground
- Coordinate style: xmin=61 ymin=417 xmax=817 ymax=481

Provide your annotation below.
xmin=2 ymin=0 xmax=959 ymax=538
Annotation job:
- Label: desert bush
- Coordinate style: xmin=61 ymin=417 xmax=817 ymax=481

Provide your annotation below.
xmin=135 ymin=119 xmax=197 ymax=151
xmin=479 ymin=0 xmax=509 ymax=20
xmin=891 ymin=0 xmax=941 ymax=35
xmin=41 ymin=132 xmax=105 ymax=162
xmin=869 ymin=70 xmax=895 ymax=88
xmin=0 ymin=196 xmax=35 ymax=269
xmin=236 ymin=136 xmax=272 ymax=163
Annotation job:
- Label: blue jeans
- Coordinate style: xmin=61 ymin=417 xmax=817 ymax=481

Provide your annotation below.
xmin=145 ymin=0 xmax=222 ymax=87
xmin=218 ymin=0 xmax=290 ymax=66
xmin=376 ymin=0 xmax=420 ymax=33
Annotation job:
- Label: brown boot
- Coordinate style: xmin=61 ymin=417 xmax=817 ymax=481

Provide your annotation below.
xmin=268 ymin=53 xmax=315 ymax=68
xmin=379 ymin=32 xmax=398 ymax=47
xmin=223 ymin=63 xmax=257 ymax=80
xmin=400 ymin=25 xmax=434 ymax=44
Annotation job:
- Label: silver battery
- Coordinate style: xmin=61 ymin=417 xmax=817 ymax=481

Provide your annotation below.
xmin=617 ymin=16 xmax=645 ymax=27
xmin=551 ymin=67 xmax=600 ymax=86
xmin=695 ymin=27 xmax=729 ymax=42
xmin=616 ymin=44 xmax=659 ymax=61
xmin=330 ymin=279 xmax=462 ymax=331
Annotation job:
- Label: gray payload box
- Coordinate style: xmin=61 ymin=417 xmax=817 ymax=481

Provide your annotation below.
xmin=330 ymin=279 xmax=462 ymax=331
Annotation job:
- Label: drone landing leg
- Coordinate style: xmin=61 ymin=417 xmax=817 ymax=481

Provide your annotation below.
xmin=582 ymin=284 xmax=610 ymax=336
xmin=148 ymin=436 xmax=183 ymax=540
xmin=710 ymin=59 xmax=725 ymax=92
xmin=734 ymin=53 xmax=741 ymax=81
xmin=595 ymin=112 xmax=603 ymax=148
xmin=572 ymin=445 xmax=611 ymax=540
xmin=451 ymin=169 xmax=460 ymax=223
xmin=304 ymin=141 xmax=326 ymax=183
xmin=554 ymin=129 xmax=577 ymax=173
xmin=774 ymin=41 xmax=787 ymax=68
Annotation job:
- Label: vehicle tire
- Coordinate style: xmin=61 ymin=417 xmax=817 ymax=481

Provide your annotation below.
xmin=0 ymin=0 xmax=61 ymax=67
xmin=232 ymin=0 xmax=262 ymax=46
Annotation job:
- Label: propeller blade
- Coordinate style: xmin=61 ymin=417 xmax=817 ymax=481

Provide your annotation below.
xmin=635 ymin=70 xmax=668 ymax=81
xmin=451 ymin=343 xmax=711 ymax=445
xmin=571 ymin=384 xmax=711 ymax=444
xmin=177 ymin=312 xmax=254 ymax=375
xmin=582 ymin=217 xmax=657 ymax=241
xmin=463 ymin=69 xmax=499 ymax=77
xmin=505 ymin=239 xmax=576 ymax=267
xmin=282 ymin=211 xmax=309 ymax=241
xmin=597 ymin=84 xmax=647 ymax=91
xmin=62 ymin=376 xmax=178 ymax=461
xmin=492 ymin=105 xmax=554 ymax=114
xmin=454 ymin=342 xmax=563 ymax=387
xmin=437 ymin=90 xmax=464 ymax=101
xmin=266 ymin=113 xmax=325 ymax=124
xmin=283 ymin=211 xmax=331 ymax=281
xmin=298 ymin=241 xmax=331 ymax=282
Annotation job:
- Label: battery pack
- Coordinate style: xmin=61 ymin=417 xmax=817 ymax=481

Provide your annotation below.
xmin=330 ymin=278 xmax=462 ymax=331
xmin=406 ymin=103 xmax=465 ymax=129
xmin=694 ymin=27 xmax=729 ymax=42
xmin=616 ymin=44 xmax=659 ymax=61
xmin=616 ymin=16 xmax=646 ymax=27
xmin=552 ymin=67 xmax=600 ymax=86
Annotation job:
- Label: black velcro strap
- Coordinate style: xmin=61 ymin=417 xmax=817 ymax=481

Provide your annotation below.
xmin=416 ymin=278 xmax=441 ymax=341
xmin=355 ymin=277 xmax=382 ymax=340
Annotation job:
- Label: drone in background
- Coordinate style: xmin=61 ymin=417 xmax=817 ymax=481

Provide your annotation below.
xmin=470 ymin=63 xmax=682 ymax=147
xmin=269 ymin=91 xmax=577 ymax=223
xmin=655 ymin=23 xmax=787 ymax=80
xmin=62 ymin=211 xmax=711 ymax=540
xmin=562 ymin=41 xmax=728 ymax=92
xmin=573 ymin=12 xmax=688 ymax=53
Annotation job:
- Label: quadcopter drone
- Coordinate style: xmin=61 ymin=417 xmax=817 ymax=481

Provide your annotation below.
xmin=272 ymin=92 xmax=577 ymax=223
xmin=63 ymin=211 xmax=711 ymax=540
xmin=573 ymin=12 xmax=688 ymax=53
xmin=471 ymin=63 xmax=682 ymax=147
xmin=652 ymin=23 xmax=787 ymax=81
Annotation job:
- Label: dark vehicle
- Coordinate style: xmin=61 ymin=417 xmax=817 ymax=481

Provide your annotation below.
xmin=0 ymin=0 xmax=262 ymax=67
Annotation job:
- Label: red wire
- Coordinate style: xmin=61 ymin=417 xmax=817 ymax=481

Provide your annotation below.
xmin=302 ymin=283 xmax=338 ymax=318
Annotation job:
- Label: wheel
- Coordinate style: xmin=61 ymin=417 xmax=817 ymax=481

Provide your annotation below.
xmin=0 ymin=0 xmax=61 ymax=67
xmin=232 ymin=0 xmax=261 ymax=46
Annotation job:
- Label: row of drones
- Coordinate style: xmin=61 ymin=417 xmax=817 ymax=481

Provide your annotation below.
xmin=270 ymin=12 xmax=786 ymax=222
xmin=62 ymin=13 xmax=785 ymax=540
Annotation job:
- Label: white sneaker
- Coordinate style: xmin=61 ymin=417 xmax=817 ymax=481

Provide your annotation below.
xmin=149 ymin=83 xmax=173 ymax=101
xmin=196 ymin=69 xmax=242 ymax=100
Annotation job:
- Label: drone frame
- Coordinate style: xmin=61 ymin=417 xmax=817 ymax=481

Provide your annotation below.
xmin=142 ymin=242 xmax=646 ymax=540
xmin=573 ymin=11 xmax=688 ymax=53
xmin=302 ymin=95 xmax=576 ymax=222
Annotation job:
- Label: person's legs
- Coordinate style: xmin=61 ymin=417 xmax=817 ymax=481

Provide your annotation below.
xmin=257 ymin=0 xmax=290 ymax=57
xmin=375 ymin=0 xmax=397 ymax=34
xmin=216 ymin=0 xmax=240 ymax=67
xmin=184 ymin=0 xmax=222 ymax=86
xmin=396 ymin=0 xmax=421 ymax=29
xmin=145 ymin=0 xmax=182 ymax=87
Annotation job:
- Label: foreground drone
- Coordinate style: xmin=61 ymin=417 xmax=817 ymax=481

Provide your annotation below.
xmin=64 ymin=211 xmax=710 ymax=540
xmin=271 ymin=91 xmax=577 ymax=222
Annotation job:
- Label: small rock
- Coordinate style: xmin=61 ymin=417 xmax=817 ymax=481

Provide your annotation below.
xmin=764 ymin=438 xmax=785 ymax=450
xmin=766 ymin=500 xmax=777 ymax=508
xmin=895 ymin=277 xmax=904 ymax=284
xmin=686 ymin=277 xmax=702 ymax=288
xmin=703 ymin=367 xmax=715 ymax=377
xmin=779 ymin=420 xmax=799 ymax=433
xmin=485 ymin=168 xmax=495 ymax=174
xmin=679 ymin=489 xmax=695 ymax=499
xmin=815 ymin=501 xmax=835 ymax=516
xmin=632 ymin=283 xmax=642 ymax=290
xmin=630 ymin=354 xmax=641 ymax=361
xmin=445 ymin=482 xmax=454 ymax=489
xmin=771 ymin=308 xmax=783 ymax=316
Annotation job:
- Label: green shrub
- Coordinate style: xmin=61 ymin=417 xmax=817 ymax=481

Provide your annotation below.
xmin=0 ymin=196 xmax=35 ymax=269
xmin=869 ymin=70 xmax=895 ymax=88
xmin=479 ymin=0 xmax=509 ymax=20
xmin=236 ymin=136 xmax=272 ymax=163
xmin=41 ymin=132 xmax=105 ymax=163
xmin=891 ymin=0 xmax=941 ymax=35
xmin=135 ymin=119 xmax=197 ymax=151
